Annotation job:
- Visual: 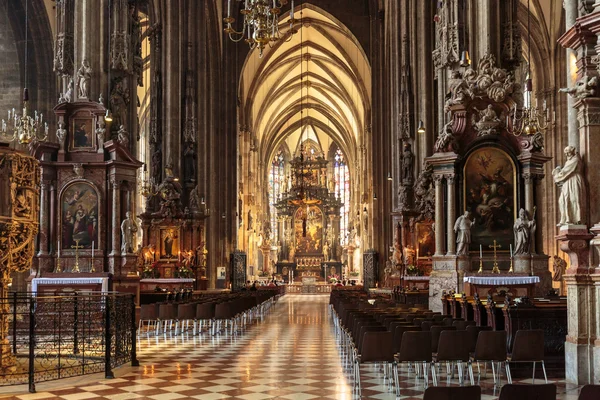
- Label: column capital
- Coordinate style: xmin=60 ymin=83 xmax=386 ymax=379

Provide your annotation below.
xmin=445 ymin=174 xmax=456 ymax=185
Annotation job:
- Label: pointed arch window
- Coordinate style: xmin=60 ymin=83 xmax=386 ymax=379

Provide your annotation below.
xmin=268 ymin=151 xmax=285 ymax=240
xmin=334 ymin=149 xmax=350 ymax=246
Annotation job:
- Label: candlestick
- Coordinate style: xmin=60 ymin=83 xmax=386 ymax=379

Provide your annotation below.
xmin=509 ymin=244 xmax=513 ymax=258
xmin=92 ymin=241 xmax=94 ymax=258
xmin=479 ymin=244 xmax=482 ymax=259
xmin=477 ymin=258 xmax=483 ymax=274
xmin=58 ymin=240 xmax=61 ymax=258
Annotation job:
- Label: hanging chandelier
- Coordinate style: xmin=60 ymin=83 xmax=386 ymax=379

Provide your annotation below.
xmin=0 ymin=0 xmax=47 ymax=145
xmin=223 ymin=0 xmax=296 ymax=57
xmin=509 ymin=0 xmax=548 ymax=136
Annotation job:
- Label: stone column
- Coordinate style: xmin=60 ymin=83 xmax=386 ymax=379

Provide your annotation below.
xmin=260 ymin=244 xmax=272 ymax=277
xmin=434 ymin=175 xmax=445 ymax=256
xmin=522 ymin=173 xmax=535 ymax=217
xmin=446 ymin=174 xmax=456 ymax=255
xmin=575 ymin=98 xmax=600 ymax=225
xmin=109 ymin=177 xmax=120 ymax=274
xmin=38 ymin=181 xmax=50 ymax=256
xmin=564 ymin=0 xmax=579 ymax=148
xmin=558 ymin=225 xmax=595 ymax=384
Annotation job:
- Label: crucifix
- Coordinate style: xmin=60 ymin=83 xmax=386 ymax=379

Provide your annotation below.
xmin=489 ymin=240 xmax=501 ymax=274
xmin=71 ymin=239 xmax=84 ymax=273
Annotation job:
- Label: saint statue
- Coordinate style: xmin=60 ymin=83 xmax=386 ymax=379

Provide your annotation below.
xmin=513 ymin=208 xmax=535 ymax=255
xmin=454 ymin=211 xmax=475 ymax=256
xmin=117 ymin=125 xmax=129 ymax=147
xmin=402 ymin=142 xmax=414 ymax=183
xmin=552 ymin=255 xmax=567 ymax=282
xmin=552 ymin=146 xmax=587 ymax=226
xmin=120 ymin=211 xmax=138 ymax=254
xmin=164 ymin=231 xmax=174 ymax=257
xmin=323 ymin=241 xmax=330 ymax=262
xmin=77 ymin=59 xmax=92 ymax=99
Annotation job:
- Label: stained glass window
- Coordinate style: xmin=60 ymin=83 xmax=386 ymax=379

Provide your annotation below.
xmin=268 ymin=151 xmax=285 ymax=240
xmin=334 ymin=148 xmax=350 ymax=246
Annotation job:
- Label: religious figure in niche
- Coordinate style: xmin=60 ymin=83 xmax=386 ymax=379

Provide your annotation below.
xmin=164 ymin=231 xmax=174 ymax=257
xmin=552 ymin=255 xmax=567 ymax=281
xmin=322 ymin=241 xmax=330 ymax=262
xmin=552 ymin=146 xmax=587 ymax=226
xmin=184 ymin=142 xmax=196 ymax=182
xmin=402 ymin=142 xmax=414 ymax=183
xmin=110 ymin=79 xmax=130 ymax=132
xmin=513 ymin=208 xmax=535 ymax=255
xmin=464 ymin=147 xmax=515 ymax=251
xmin=120 ymin=211 xmax=138 ymax=254
xmin=77 ymin=59 xmax=92 ymax=99
xmin=454 ymin=211 xmax=475 ymax=256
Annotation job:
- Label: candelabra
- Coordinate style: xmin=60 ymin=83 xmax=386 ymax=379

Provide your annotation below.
xmin=139 ymin=166 xmax=159 ymax=198
xmin=223 ymin=0 xmax=296 ymax=57
xmin=1 ymin=89 xmax=48 ymax=145
xmin=509 ymin=102 xmax=549 ymax=136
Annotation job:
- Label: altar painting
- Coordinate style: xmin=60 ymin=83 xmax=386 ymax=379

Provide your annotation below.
xmin=61 ymin=182 xmax=98 ymax=249
xmin=160 ymin=228 xmax=179 ymax=260
xmin=70 ymin=117 xmax=95 ymax=151
xmin=294 ymin=205 xmax=323 ymax=253
xmin=416 ymin=222 xmax=435 ymax=258
xmin=464 ymin=147 xmax=516 ymax=252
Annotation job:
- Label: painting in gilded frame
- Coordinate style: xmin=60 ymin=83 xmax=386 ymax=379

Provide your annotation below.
xmin=416 ymin=222 xmax=435 ymax=258
xmin=160 ymin=228 xmax=179 ymax=260
xmin=61 ymin=182 xmax=98 ymax=250
xmin=294 ymin=205 xmax=323 ymax=254
xmin=464 ymin=147 xmax=516 ymax=252
xmin=70 ymin=117 xmax=95 ymax=151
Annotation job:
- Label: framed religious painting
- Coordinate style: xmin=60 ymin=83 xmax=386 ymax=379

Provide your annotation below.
xmin=416 ymin=222 xmax=435 ymax=259
xmin=217 ymin=266 xmax=226 ymax=280
xmin=293 ymin=205 xmax=323 ymax=254
xmin=69 ymin=116 xmax=95 ymax=152
xmin=60 ymin=182 xmax=99 ymax=250
xmin=463 ymin=147 xmax=517 ymax=253
xmin=159 ymin=228 xmax=179 ymax=260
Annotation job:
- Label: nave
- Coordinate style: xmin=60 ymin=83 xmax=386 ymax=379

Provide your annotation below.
xmin=0 ymin=295 xmax=582 ymax=400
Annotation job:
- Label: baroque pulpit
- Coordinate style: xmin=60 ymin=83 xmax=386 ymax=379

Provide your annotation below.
xmin=0 ymin=146 xmax=39 ymax=372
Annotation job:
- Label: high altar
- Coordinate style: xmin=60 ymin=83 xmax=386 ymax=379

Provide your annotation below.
xmin=273 ymin=149 xmax=343 ymax=281
xmin=425 ymin=54 xmax=552 ymax=310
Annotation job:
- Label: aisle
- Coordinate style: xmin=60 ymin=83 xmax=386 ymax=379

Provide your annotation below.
xmin=1 ymin=295 xmax=580 ymax=399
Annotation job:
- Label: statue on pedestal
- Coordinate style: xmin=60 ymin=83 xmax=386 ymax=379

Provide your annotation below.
xmin=120 ymin=211 xmax=138 ymax=254
xmin=323 ymin=241 xmax=330 ymax=262
xmin=454 ymin=211 xmax=475 ymax=256
xmin=402 ymin=142 xmax=414 ymax=183
xmin=513 ymin=208 xmax=535 ymax=255
xmin=552 ymin=146 xmax=586 ymax=226
xmin=77 ymin=59 xmax=92 ymax=99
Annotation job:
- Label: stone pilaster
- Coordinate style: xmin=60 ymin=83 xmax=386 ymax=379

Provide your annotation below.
xmin=38 ymin=181 xmax=50 ymax=256
xmin=558 ymin=225 xmax=596 ymax=384
xmin=433 ymin=174 xmax=445 ymax=256
xmin=109 ymin=177 xmax=120 ymax=274
xmin=446 ymin=174 xmax=456 ymax=256
xmin=575 ymin=97 xmax=600 ymax=226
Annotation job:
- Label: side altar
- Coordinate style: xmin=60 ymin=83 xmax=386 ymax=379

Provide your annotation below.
xmin=137 ymin=164 xmax=209 ymax=291
xmin=425 ymin=54 xmax=552 ymax=311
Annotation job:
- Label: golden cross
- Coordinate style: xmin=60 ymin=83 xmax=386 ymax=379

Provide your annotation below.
xmin=71 ymin=239 xmax=84 ymax=273
xmin=489 ymin=240 xmax=501 ymax=274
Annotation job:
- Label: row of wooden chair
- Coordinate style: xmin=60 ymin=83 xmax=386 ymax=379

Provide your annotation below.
xmin=330 ymin=292 xmax=547 ymax=397
xmin=421 ymin=383 xmax=600 ymax=400
xmin=138 ymin=291 xmax=278 ymax=336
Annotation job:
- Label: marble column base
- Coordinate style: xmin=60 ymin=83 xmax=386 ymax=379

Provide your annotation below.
xmin=513 ymin=255 xmax=531 ymax=274
xmin=429 ymin=257 xmax=458 ymax=312
xmin=565 ymin=341 xmax=594 ymax=384
xmin=557 ymin=225 xmax=594 ymax=274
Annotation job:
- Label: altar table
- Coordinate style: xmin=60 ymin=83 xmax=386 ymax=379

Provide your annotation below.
xmin=140 ymin=278 xmax=195 ymax=291
xmin=32 ymin=276 xmax=110 ymax=294
xmin=463 ymin=275 xmax=540 ymax=297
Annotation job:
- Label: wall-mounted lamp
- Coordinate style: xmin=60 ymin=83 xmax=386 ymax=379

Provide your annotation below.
xmin=105 ymin=109 xmax=113 ymax=122
xmin=373 ymin=192 xmax=378 ymax=200
xmin=387 ymin=172 xmax=392 ymax=181
xmin=417 ymin=120 xmax=425 ymax=134
xmin=460 ymin=50 xmax=471 ymax=67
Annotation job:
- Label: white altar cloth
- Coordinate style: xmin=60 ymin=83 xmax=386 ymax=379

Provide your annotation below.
xmin=404 ymin=276 xmax=430 ymax=281
xmin=31 ymin=277 xmax=110 ymax=293
xmin=140 ymin=278 xmax=195 ymax=284
xmin=463 ymin=276 xmax=540 ymax=285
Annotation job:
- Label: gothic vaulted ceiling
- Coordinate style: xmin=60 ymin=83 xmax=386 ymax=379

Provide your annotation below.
xmin=239 ymin=4 xmax=371 ymax=169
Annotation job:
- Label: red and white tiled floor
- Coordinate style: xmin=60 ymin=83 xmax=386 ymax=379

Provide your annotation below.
xmin=0 ymin=295 xmax=584 ymax=399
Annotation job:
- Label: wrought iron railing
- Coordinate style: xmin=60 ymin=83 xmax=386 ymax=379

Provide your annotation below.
xmin=0 ymin=292 xmax=138 ymax=392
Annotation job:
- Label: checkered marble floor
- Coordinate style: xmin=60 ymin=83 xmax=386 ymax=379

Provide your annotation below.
xmin=0 ymin=295 xmax=584 ymax=399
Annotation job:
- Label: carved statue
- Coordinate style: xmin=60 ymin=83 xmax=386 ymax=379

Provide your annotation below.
xmin=64 ymin=78 xmax=74 ymax=103
xmin=117 ymin=125 xmax=129 ymax=147
xmin=383 ymin=261 xmax=392 ymax=288
xmin=445 ymin=70 xmax=472 ymax=109
xmin=454 ymin=211 xmax=475 ymax=256
xmin=288 ymin=242 xmax=295 ymax=261
xmin=76 ymin=59 xmax=92 ymax=99
xmin=552 ymin=255 xmax=567 ymax=282
xmin=559 ymin=75 xmax=597 ymax=99
xmin=189 ymin=185 xmax=200 ymax=211
xmin=184 ymin=142 xmax=196 ymax=182
xmin=402 ymin=142 xmax=414 ymax=183
xmin=110 ymin=79 xmax=130 ymax=132
xmin=323 ymin=241 xmax=330 ymax=262
xmin=73 ymin=163 xmax=84 ymax=178
xmin=413 ymin=163 xmax=435 ymax=221
xmin=472 ymin=105 xmax=502 ymax=136
xmin=247 ymin=210 xmax=253 ymax=231
xmin=513 ymin=208 xmax=536 ymax=255
xmin=56 ymin=122 xmax=67 ymax=149
xmin=434 ymin=120 xmax=458 ymax=153
xmin=552 ymin=146 xmax=587 ymax=226
xmin=120 ymin=211 xmax=138 ymax=254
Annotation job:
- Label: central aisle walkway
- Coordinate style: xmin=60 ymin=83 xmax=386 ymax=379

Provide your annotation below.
xmin=2 ymin=294 xmax=581 ymax=399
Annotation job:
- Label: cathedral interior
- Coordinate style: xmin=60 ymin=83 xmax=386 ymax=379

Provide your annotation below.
xmin=1 ymin=0 xmax=600 ymax=398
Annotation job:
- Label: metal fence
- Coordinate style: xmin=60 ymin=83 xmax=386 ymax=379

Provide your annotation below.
xmin=0 ymin=292 xmax=138 ymax=392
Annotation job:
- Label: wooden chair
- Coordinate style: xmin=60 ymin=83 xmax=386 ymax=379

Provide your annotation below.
xmin=498 ymin=383 xmax=556 ymax=400
xmin=423 ymin=385 xmax=481 ymax=400
xmin=579 ymin=385 xmax=600 ymax=400
xmin=506 ymin=330 xmax=547 ymax=384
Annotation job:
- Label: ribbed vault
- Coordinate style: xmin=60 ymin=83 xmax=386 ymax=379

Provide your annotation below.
xmin=239 ymin=4 xmax=371 ymax=170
